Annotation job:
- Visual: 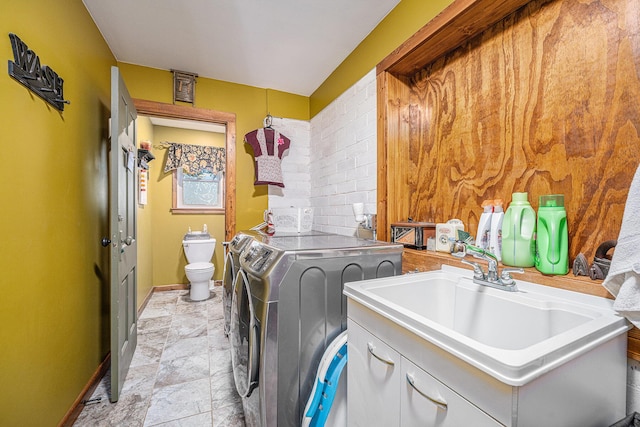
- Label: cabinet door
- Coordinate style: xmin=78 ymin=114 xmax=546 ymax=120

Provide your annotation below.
xmin=347 ymin=320 xmax=401 ymax=427
xmin=401 ymin=358 xmax=500 ymax=427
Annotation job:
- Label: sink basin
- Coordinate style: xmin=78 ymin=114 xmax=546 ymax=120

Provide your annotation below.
xmin=344 ymin=265 xmax=630 ymax=385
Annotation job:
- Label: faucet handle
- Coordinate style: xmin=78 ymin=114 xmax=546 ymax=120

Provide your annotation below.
xmin=460 ymin=259 xmax=485 ymax=280
xmin=500 ymin=267 xmax=524 ymax=286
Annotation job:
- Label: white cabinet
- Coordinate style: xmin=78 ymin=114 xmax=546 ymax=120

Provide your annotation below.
xmin=346 ymin=299 xmax=627 ymax=427
xmin=348 ymin=320 xmax=500 ymax=427
xmin=401 ymin=358 xmax=498 ymax=427
xmin=347 ymin=321 xmax=401 ymax=427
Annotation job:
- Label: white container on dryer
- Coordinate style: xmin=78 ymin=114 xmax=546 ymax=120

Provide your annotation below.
xmin=183 ymin=237 xmax=217 ymax=301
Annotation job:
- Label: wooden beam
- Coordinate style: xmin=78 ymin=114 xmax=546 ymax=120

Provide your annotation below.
xmin=378 ymin=0 xmax=532 ymax=76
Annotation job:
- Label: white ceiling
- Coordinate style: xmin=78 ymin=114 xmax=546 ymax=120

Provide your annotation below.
xmin=82 ymin=0 xmax=400 ymax=97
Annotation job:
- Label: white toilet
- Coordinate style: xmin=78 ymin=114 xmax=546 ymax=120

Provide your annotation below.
xmin=182 ymin=228 xmax=216 ymax=301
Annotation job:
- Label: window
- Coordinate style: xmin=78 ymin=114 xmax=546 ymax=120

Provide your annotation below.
xmin=165 ymin=143 xmax=226 ymax=214
xmin=173 ymin=167 xmax=225 ymax=213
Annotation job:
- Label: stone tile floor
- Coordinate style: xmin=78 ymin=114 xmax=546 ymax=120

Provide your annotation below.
xmin=74 ymin=288 xmax=245 ymax=427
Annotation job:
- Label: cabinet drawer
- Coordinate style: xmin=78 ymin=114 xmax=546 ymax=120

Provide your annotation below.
xmin=401 ymin=358 xmax=501 ymax=426
xmin=348 ymin=319 xmax=401 ymax=427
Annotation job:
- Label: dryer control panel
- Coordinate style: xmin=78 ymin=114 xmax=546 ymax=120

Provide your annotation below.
xmin=241 ymin=241 xmax=281 ymax=276
xmin=230 ymin=233 xmax=253 ymax=253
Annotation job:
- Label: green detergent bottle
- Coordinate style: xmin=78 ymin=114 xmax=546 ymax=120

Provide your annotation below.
xmin=535 ymin=194 xmax=569 ymax=275
xmin=501 ymin=192 xmax=536 ymax=267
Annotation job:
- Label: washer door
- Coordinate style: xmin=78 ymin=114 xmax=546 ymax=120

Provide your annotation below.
xmin=230 ymin=269 xmax=260 ymax=398
xmin=222 ymin=250 xmax=237 ymax=336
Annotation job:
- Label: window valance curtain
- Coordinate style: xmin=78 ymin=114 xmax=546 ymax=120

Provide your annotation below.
xmin=163 ymin=143 xmax=226 ymax=176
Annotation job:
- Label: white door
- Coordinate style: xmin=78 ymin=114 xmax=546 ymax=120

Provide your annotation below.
xmin=109 ymin=66 xmax=138 ymax=402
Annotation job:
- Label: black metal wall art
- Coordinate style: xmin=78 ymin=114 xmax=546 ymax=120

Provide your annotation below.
xmin=7 ymin=33 xmax=70 ymax=111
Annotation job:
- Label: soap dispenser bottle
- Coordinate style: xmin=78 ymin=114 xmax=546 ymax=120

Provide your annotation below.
xmin=476 ymin=200 xmax=493 ymax=251
xmin=535 ymin=194 xmax=569 ymax=275
xmin=489 ymin=199 xmax=504 ymax=261
xmin=501 ymin=192 xmax=536 ymax=267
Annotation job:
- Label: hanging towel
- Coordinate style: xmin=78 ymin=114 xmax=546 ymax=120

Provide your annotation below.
xmin=603 ymin=162 xmax=640 ymax=327
xmin=244 ymin=128 xmax=291 ymax=187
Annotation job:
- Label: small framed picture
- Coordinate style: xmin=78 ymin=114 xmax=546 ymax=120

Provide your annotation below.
xmin=172 ymin=70 xmax=198 ymax=104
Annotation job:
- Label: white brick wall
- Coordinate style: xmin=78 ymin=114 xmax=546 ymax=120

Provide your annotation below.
xmin=268 ymin=117 xmax=311 ymax=209
xmin=265 ymin=69 xmax=377 ymax=237
xmin=310 ymin=68 xmax=378 ymax=236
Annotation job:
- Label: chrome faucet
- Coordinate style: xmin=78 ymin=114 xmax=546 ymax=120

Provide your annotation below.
xmin=357 ymin=213 xmax=377 ymax=240
xmin=450 ymin=241 xmax=523 ymax=292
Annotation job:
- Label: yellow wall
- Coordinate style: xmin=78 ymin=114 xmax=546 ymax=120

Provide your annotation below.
xmin=310 ymin=0 xmax=455 ymax=116
xmin=137 ymin=116 xmax=155 ymax=302
xmin=0 ymin=1 xmax=116 ymax=425
xmin=0 ymin=0 xmax=463 ymax=424
xmin=118 ymin=63 xmax=310 ymax=231
xmin=148 ymin=126 xmax=227 ymax=284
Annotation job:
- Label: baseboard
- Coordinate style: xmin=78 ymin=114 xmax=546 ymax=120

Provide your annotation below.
xmin=139 ymin=288 xmax=153 ymax=315
xmin=58 ymin=353 xmax=111 ymax=427
xmin=151 ymin=282 xmax=220 ymax=292
xmin=139 ymin=283 xmax=192 ymax=311
xmin=152 ymin=283 xmax=189 ymax=292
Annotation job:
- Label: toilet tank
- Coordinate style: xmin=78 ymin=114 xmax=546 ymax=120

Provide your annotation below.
xmin=183 ymin=238 xmax=217 ymax=263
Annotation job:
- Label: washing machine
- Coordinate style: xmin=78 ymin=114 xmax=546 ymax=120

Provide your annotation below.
xmin=223 ymin=230 xmax=329 ymax=336
xmin=229 ymin=233 xmax=403 ymax=427
xmin=222 ymin=231 xmax=259 ymax=336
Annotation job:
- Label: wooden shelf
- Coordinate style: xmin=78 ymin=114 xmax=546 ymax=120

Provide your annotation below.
xmin=402 ymin=248 xmax=610 ymax=298
xmin=377 ymin=0 xmax=531 ymax=77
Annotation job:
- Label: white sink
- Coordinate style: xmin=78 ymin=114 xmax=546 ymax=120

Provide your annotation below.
xmin=344 ymin=265 xmax=630 ymax=385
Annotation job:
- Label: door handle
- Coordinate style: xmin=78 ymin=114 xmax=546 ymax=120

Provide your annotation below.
xmin=101 ymin=237 xmax=111 ymax=247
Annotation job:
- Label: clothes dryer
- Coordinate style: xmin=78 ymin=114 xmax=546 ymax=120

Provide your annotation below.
xmin=229 ymin=233 xmax=403 ymax=427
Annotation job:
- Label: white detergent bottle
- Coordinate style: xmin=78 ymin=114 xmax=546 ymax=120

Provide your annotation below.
xmin=490 ymin=199 xmax=504 ymax=261
xmin=476 ymin=200 xmax=493 ymax=250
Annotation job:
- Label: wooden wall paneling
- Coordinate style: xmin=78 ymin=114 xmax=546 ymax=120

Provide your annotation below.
xmin=380 ymin=0 xmax=640 ymax=261
xmin=406 ymin=71 xmax=435 ymax=223
xmin=378 ymin=71 xmax=414 ymax=241
xmin=378 ymin=0 xmax=640 ymax=359
xmin=224 ymin=120 xmax=237 ymax=241
xmin=376 ymin=73 xmax=390 ymax=242
xmin=628 ymin=328 xmax=640 ymax=361
xmin=393 ymin=75 xmax=413 ymax=227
